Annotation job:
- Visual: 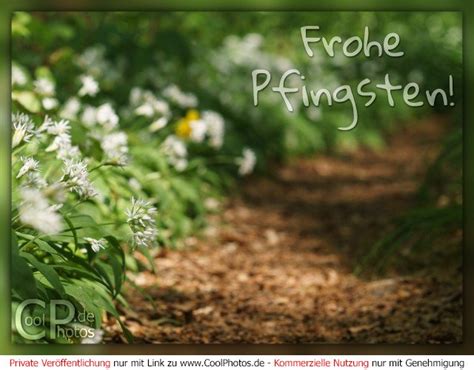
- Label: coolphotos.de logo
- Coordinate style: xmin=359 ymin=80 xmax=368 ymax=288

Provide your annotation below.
xmin=14 ymin=299 xmax=97 ymax=341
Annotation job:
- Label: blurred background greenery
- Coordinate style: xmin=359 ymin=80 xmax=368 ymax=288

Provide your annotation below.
xmin=1 ymin=0 xmax=473 ymax=355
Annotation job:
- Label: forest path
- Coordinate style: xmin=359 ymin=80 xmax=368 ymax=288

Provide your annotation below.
xmin=116 ymin=118 xmax=461 ymax=344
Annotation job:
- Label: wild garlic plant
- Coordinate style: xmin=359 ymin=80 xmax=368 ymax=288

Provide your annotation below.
xmin=11 ymin=28 xmax=257 ymax=344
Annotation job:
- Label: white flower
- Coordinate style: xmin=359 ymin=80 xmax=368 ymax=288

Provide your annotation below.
xmin=126 ymin=197 xmax=158 ymax=248
xmin=16 ymin=157 xmax=47 ymax=188
xmin=19 ymin=187 xmax=63 ymax=235
xmin=42 ymin=97 xmax=59 ymax=110
xmin=173 ymin=158 xmax=188 ymax=172
xmin=162 ymin=135 xmax=187 ymax=158
xmin=41 ymin=118 xmax=80 ymax=161
xmin=101 ymin=131 xmax=128 ymax=165
xmin=60 ymin=97 xmax=81 ymax=120
xmin=162 ymin=135 xmax=188 ymax=170
xmin=96 ymin=103 xmax=118 ymax=131
xmin=163 ymin=84 xmax=198 ymax=108
xmin=61 ymin=146 xmax=81 ymax=161
xmin=84 ymin=237 xmax=106 ymax=253
xmin=17 ymin=157 xmax=39 ymax=179
xmin=61 ymin=159 xmax=97 ymax=199
xmin=12 ymin=112 xmax=35 ymax=148
xmin=77 ymin=45 xmax=106 ymax=73
xmin=202 ymin=111 xmax=225 ymax=148
xmin=45 ymin=118 xmax=70 ymax=136
xmin=134 ymin=92 xmax=170 ymax=118
xmin=27 ymin=172 xmax=48 ymax=189
xmin=236 ymin=148 xmax=256 ymax=176
xmin=81 ymin=328 xmax=104 ymax=344
xmin=45 ymin=132 xmax=69 ymax=151
xmin=135 ymin=103 xmax=154 ymax=117
xmin=81 ymin=106 xmax=97 ymax=127
xmin=129 ymin=87 xmax=144 ymax=105
xmin=12 ymin=65 xmax=27 ymax=86
xmin=149 ymin=117 xmax=168 ymax=132
xmin=128 ymin=178 xmax=142 ymax=191
xmin=78 ymin=75 xmax=99 ymax=97
xmin=46 ymin=133 xmax=80 ymax=160
xmin=189 ymin=119 xmax=207 ymax=143
xmin=152 ymin=99 xmax=170 ymax=116
xmin=34 ymin=77 xmax=55 ymax=96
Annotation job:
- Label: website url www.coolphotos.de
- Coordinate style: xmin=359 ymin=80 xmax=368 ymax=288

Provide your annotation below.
xmin=3 ymin=356 xmax=468 ymax=370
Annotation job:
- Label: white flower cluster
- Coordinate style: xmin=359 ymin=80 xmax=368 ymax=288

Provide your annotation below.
xmin=78 ymin=75 xmax=99 ymax=97
xmin=161 ymin=135 xmax=188 ymax=171
xmin=94 ymin=103 xmax=119 ymax=131
xmin=41 ymin=116 xmax=81 ymax=160
xmin=16 ymin=156 xmax=39 ymax=179
xmin=60 ymin=97 xmax=81 ymax=120
xmin=12 ymin=111 xmax=101 ymax=234
xmin=125 ymin=85 xmax=225 ymax=173
xmin=213 ymin=33 xmax=291 ymax=74
xmin=163 ymin=84 xmax=198 ymax=108
xmin=129 ymin=87 xmax=171 ymax=133
xmin=80 ymin=103 xmax=120 ymax=131
xmin=15 ymin=154 xmax=65 ymax=235
xmin=179 ymin=110 xmax=225 ymax=149
xmin=101 ymin=131 xmax=129 ymax=166
xmin=189 ymin=119 xmax=207 ymax=143
xmin=131 ymin=88 xmax=170 ymax=117
xmin=71 ymin=101 xmax=129 ymax=165
xmin=201 ymin=111 xmax=225 ymax=149
xmin=236 ymin=148 xmax=257 ymax=176
xmin=61 ymin=159 xmax=98 ymax=199
xmin=125 ymin=197 xmax=158 ymax=248
xmin=12 ymin=64 xmax=27 ymax=87
xmin=34 ymin=77 xmax=55 ymax=96
xmin=19 ymin=187 xmax=63 ymax=235
xmin=12 ymin=112 xmax=36 ymax=148
xmin=16 ymin=156 xmax=47 ymax=188
xmin=77 ymin=45 xmax=122 ymax=86
xmin=84 ymin=237 xmax=107 ymax=253
xmin=33 ymin=77 xmax=59 ymax=111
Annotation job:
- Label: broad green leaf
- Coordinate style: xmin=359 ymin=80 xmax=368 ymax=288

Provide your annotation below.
xmin=20 ymin=252 xmax=66 ymax=297
xmin=12 ymin=91 xmax=41 ymax=113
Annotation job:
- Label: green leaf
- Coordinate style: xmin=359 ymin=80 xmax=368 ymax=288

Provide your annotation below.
xmin=34 ymin=239 xmax=61 ymax=256
xmin=12 ymin=91 xmax=41 ymax=113
xmin=119 ymin=320 xmax=134 ymax=344
xmin=63 ymin=282 xmax=103 ymax=329
xmin=49 ymin=264 xmax=101 ymax=281
xmin=12 ymin=232 xmax=38 ymax=299
xmin=63 ymin=215 xmax=79 ymax=251
xmin=20 ymin=252 xmax=66 ymax=297
xmin=93 ymin=262 xmax=114 ymax=294
xmin=109 ymin=253 xmax=124 ymax=297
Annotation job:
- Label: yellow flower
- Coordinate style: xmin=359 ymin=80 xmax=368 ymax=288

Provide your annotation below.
xmin=176 ymin=118 xmax=191 ymax=138
xmin=176 ymin=110 xmax=200 ymax=138
xmin=185 ymin=109 xmax=200 ymax=121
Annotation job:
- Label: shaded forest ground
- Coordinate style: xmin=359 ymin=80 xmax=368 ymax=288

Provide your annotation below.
xmin=111 ymin=117 xmax=462 ymax=344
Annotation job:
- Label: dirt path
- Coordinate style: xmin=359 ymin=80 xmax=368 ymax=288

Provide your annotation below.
xmin=115 ymin=118 xmax=462 ymax=344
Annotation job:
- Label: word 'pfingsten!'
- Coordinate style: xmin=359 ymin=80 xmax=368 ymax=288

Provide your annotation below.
xmin=252 ymin=70 xmax=455 ymax=131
